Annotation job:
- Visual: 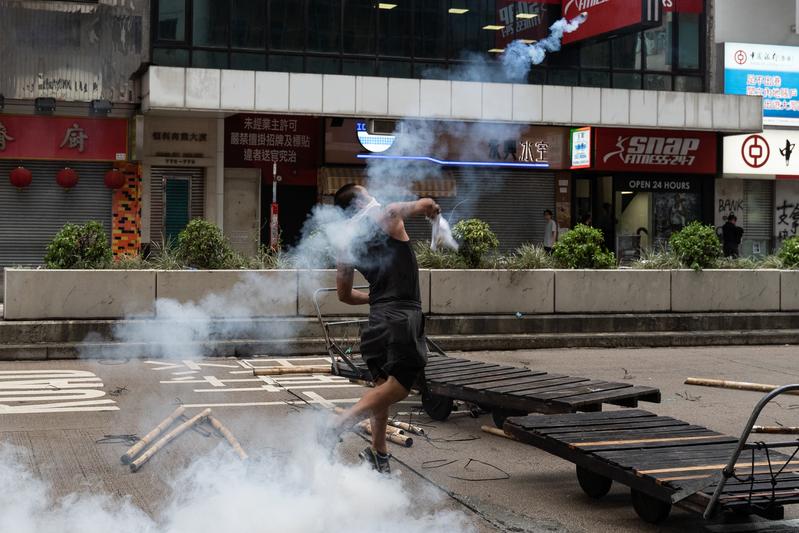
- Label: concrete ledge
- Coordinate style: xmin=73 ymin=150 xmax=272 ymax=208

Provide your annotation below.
xmin=781 ymin=270 xmax=799 ymax=311
xmin=671 ymin=270 xmax=781 ymax=312
xmin=156 ymin=270 xmax=297 ymax=317
xmin=3 ymin=269 xmax=156 ymax=319
xmin=555 ymin=270 xmax=670 ymax=313
xmin=430 ymin=270 xmax=554 ymax=314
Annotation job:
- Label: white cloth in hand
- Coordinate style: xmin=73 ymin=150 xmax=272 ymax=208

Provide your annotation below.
xmin=430 ymin=214 xmax=459 ymax=251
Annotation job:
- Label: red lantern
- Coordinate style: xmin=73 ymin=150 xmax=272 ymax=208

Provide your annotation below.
xmin=104 ymin=168 xmax=125 ymax=189
xmin=56 ymin=167 xmax=78 ymax=189
xmin=9 ymin=166 xmax=32 ymax=189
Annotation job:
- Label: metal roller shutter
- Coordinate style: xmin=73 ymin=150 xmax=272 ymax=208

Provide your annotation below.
xmin=150 ymin=167 xmax=205 ymax=244
xmin=743 ymin=179 xmax=772 ymax=241
xmin=0 ymin=160 xmax=112 ymax=267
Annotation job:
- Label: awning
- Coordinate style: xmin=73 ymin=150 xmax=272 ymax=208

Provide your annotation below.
xmin=319 ymin=167 xmax=457 ymax=197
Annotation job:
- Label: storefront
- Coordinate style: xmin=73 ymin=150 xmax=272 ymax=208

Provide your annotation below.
xmin=571 ymin=127 xmax=717 ymax=260
xmin=721 ymin=130 xmax=799 ymax=254
xmin=0 ymin=114 xmax=128 ymax=266
xmin=322 ymin=118 xmax=570 ymax=253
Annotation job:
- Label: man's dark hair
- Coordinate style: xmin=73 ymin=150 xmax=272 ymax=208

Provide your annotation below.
xmin=728 ymin=213 xmax=737 ymax=222
xmin=543 ymin=209 xmax=553 ymax=216
xmin=334 ymin=183 xmax=360 ymax=210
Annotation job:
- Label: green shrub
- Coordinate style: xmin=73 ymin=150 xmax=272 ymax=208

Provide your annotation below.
xmin=45 ymin=221 xmax=112 ymax=269
xmin=175 ymin=219 xmax=235 ymax=269
xmin=669 ymin=221 xmax=721 ymax=270
xmin=414 ymin=242 xmax=469 ymax=269
xmin=631 ymin=246 xmax=682 ymax=270
xmin=552 ymin=224 xmax=616 ymax=269
xmin=779 ymin=236 xmax=799 ymax=268
xmin=452 ymin=218 xmax=499 ymax=268
xmin=501 ymin=243 xmax=555 ymax=269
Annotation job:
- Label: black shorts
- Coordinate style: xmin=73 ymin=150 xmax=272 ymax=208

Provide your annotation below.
xmin=360 ymin=301 xmax=426 ymax=391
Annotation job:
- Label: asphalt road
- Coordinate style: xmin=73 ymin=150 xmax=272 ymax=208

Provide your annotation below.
xmin=1 ymin=346 xmax=799 ymax=532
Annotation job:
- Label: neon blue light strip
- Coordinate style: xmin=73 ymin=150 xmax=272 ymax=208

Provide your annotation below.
xmin=356 ymin=154 xmax=550 ymax=168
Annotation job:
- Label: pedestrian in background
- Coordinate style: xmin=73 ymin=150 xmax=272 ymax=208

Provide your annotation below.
xmin=722 ymin=213 xmax=743 ymax=258
xmin=543 ymin=209 xmax=557 ymax=254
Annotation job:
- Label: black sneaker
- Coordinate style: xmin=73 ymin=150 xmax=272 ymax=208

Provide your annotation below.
xmin=359 ymin=446 xmax=391 ymax=474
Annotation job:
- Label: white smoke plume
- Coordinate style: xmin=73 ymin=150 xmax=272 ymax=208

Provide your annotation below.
xmin=0 ymin=412 xmax=475 ymax=533
xmin=501 ymin=13 xmax=588 ymax=82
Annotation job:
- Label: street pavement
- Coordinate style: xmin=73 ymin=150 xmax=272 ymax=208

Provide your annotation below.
xmin=1 ymin=345 xmax=799 ymax=532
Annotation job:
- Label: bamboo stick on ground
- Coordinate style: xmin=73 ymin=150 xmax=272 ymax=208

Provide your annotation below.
xmin=388 ymin=420 xmax=426 ymax=436
xmin=252 ymin=366 xmax=331 ymax=376
xmin=684 ymin=378 xmax=799 ymax=396
xmin=359 ymin=420 xmax=413 ymax=447
xmin=130 ymin=408 xmax=212 ymax=472
xmin=121 ymin=405 xmax=186 ymax=465
xmin=481 ymin=425 xmax=516 ymax=440
xmin=208 ymin=415 xmax=248 ymax=460
xmin=753 ymin=425 xmax=799 ymax=435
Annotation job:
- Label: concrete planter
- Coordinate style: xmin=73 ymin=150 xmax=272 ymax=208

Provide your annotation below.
xmin=3 ymin=268 xmax=156 ymax=319
xmin=671 ymin=269 xmax=781 ymax=312
xmin=430 ymin=269 xmax=555 ymax=315
xmin=555 ymin=270 xmax=670 ymax=313
xmin=156 ymin=270 xmax=298 ymax=317
xmin=781 ymin=270 xmax=799 ymax=311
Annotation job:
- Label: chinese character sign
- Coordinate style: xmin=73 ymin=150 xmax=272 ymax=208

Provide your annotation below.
xmin=0 ymin=115 xmax=127 ymax=161
xmin=775 ymin=180 xmax=799 ymax=242
xmin=224 ymin=114 xmax=320 ymax=186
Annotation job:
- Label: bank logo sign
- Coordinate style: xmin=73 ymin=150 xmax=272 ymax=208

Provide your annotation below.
xmin=724 ymin=129 xmax=799 ymax=176
xmin=724 ymin=42 xmax=799 ymax=127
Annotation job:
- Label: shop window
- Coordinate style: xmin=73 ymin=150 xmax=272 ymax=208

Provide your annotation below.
xmin=415 ymin=2 xmax=447 ymax=59
xmin=612 ymin=72 xmax=642 ymax=89
xmin=157 ymin=0 xmax=186 ymax=41
xmin=308 ymin=0 xmax=341 ymax=52
xmin=528 ymin=67 xmax=547 ymax=85
xmin=152 ymin=47 xmax=189 ymax=67
xmin=580 ymin=70 xmax=610 ymax=88
xmin=306 ymin=56 xmax=341 ymax=74
xmin=644 ymin=13 xmax=672 ymax=71
xmin=674 ymin=75 xmax=703 ymax=92
xmin=611 ymin=32 xmax=641 ymax=70
xmin=547 ymin=43 xmax=579 ymax=67
xmin=193 ymin=0 xmax=229 ymax=47
xmin=192 ymin=50 xmax=229 ymax=68
xmin=677 ymin=13 xmax=701 ymax=70
xmin=547 ymin=69 xmax=579 ymax=86
xmin=342 ymin=58 xmax=376 ymax=76
xmin=270 ymin=0 xmax=306 ymax=51
xmin=343 ymin=0 xmax=376 ymax=54
xmin=580 ymin=41 xmax=610 ymax=68
xmin=378 ymin=60 xmax=412 ymax=78
xmin=269 ymin=54 xmax=304 ymax=72
xmin=380 ymin=3 xmax=412 ymax=57
xmin=231 ymin=52 xmax=267 ymax=70
xmin=644 ymin=73 xmax=671 ymax=90
xmin=231 ymin=0 xmax=266 ymax=49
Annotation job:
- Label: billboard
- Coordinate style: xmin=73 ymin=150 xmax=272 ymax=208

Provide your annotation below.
xmin=723 ymin=130 xmax=799 ymax=177
xmin=593 ymin=128 xmax=717 ymax=174
xmin=561 ymin=0 xmax=662 ymax=45
xmin=724 ymin=42 xmax=799 ymax=127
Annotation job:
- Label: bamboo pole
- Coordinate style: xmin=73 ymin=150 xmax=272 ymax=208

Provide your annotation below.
xmin=121 ymin=405 xmax=186 ymax=465
xmin=252 ymin=366 xmax=331 ymax=376
xmin=753 ymin=425 xmax=799 ymax=435
xmin=684 ymin=378 xmax=799 ymax=396
xmin=208 ymin=415 xmax=248 ymax=460
xmin=388 ymin=420 xmax=426 ymax=436
xmin=359 ymin=420 xmax=413 ymax=447
xmin=481 ymin=425 xmax=516 ymax=440
xmin=130 ymin=408 xmax=212 ymax=472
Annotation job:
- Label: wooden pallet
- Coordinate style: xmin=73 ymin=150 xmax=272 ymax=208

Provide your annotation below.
xmin=335 ymin=354 xmax=661 ymax=414
xmin=504 ymin=410 xmax=799 ymax=523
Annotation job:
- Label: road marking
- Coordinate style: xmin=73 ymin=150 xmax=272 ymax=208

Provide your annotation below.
xmin=0 ymin=370 xmax=118 ymax=414
xmin=180 ymin=399 xmax=418 ymax=408
xmin=192 ymin=384 xmax=360 ymax=393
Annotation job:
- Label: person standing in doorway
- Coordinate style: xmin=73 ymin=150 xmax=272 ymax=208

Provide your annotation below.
xmin=543 ymin=209 xmax=557 ymax=253
xmin=722 ymin=213 xmax=744 ymax=258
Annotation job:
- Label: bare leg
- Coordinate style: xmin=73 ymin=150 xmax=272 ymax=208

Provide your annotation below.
xmin=335 ymin=376 xmax=409 ymax=436
xmin=370 ymin=406 xmax=389 ymax=454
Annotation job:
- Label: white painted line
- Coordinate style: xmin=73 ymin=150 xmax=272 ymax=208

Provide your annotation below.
xmin=160 ymin=378 xmax=261 ymax=384
xmin=204 ymin=376 xmax=225 ymax=387
xmin=0 ymin=370 xmax=96 ymax=378
xmin=183 ymin=360 xmax=201 ymax=370
xmin=171 ymin=371 xmax=197 ymax=376
xmin=192 ymin=384 xmax=360 ymax=393
xmin=303 ymin=391 xmax=336 ymax=410
xmin=181 ymin=399 xmax=417 ymax=408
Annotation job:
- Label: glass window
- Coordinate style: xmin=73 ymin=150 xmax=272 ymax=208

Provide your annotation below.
xmin=580 ymin=41 xmax=610 ymax=68
xmin=528 ymin=67 xmax=546 ymax=85
xmin=415 ymin=2 xmax=447 ymax=59
xmin=612 ymin=32 xmax=641 ymax=69
xmin=581 ymin=70 xmax=610 ymax=87
xmin=415 ymin=62 xmax=448 ymax=79
xmin=613 ymin=72 xmax=641 ymax=89
xmin=269 ymin=54 xmax=304 ymax=72
xmin=308 ymin=0 xmax=341 ymax=52
xmin=448 ymin=0 xmax=487 ymax=57
xmin=193 ymin=0 xmax=229 ymax=47
xmin=306 ymin=56 xmax=341 ymax=74
xmin=644 ymin=14 xmax=672 ymax=71
xmin=677 ymin=13 xmax=700 ymax=70
xmin=343 ymin=0 xmax=375 ymax=54
xmin=378 ymin=60 xmax=412 ymax=78
xmin=231 ymin=0 xmax=266 ymax=49
xmin=192 ymin=50 xmax=229 ymax=68
xmin=548 ymin=69 xmax=578 ymax=86
xmin=644 ymin=73 xmax=671 ymax=90
xmin=674 ymin=75 xmax=703 ymax=92
xmin=342 ymin=58 xmax=376 ymax=76
xmin=231 ymin=52 xmax=267 ymax=70
xmin=547 ymin=43 xmax=579 ymax=67
xmin=271 ymin=0 xmax=305 ymax=50
xmin=157 ymin=0 xmax=186 ymax=41
xmin=153 ymin=47 xmax=189 ymax=66
xmin=379 ymin=3 xmax=412 ymax=57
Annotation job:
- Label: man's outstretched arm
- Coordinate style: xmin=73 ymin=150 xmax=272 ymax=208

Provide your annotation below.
xmin=336 ymin=263 xmax=369 ymax=305
xmin=385 ymin=198 xmax=439 ymax=221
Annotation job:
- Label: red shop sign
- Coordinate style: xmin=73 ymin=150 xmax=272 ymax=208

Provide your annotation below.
xmin=562 ymin=0 xmax=662 ymax=45
xmin=0 ymin=115 xmax=128 ymax=161
xmin=494 ymin=0 xmax=561 ymax=50
xmin=224 ymin=114 xmax=320 ymax=186
xmin=594 ymin=128 xmax=717 ymax=174
xmin=663 ymin=0 xmax=704 ymax=13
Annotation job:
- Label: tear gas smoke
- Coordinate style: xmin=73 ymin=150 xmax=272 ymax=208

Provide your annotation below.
xmin=0 ymin=412 xmax=475 ymax=533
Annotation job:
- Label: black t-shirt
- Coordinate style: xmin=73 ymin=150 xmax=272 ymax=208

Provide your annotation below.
xmin=355 ymin=228 xmax=421 ymax=306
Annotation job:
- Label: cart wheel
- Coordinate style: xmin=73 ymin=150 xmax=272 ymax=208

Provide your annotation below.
xmin=422 ymin=392 xmax=453 ymax=421
xmin=631 ymin=489 xmax=671 ymax=524
xmin=576 ymin=466 xmax=612 ymax=499
xmin=491 ymin=408 xmax=527 ymax=428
